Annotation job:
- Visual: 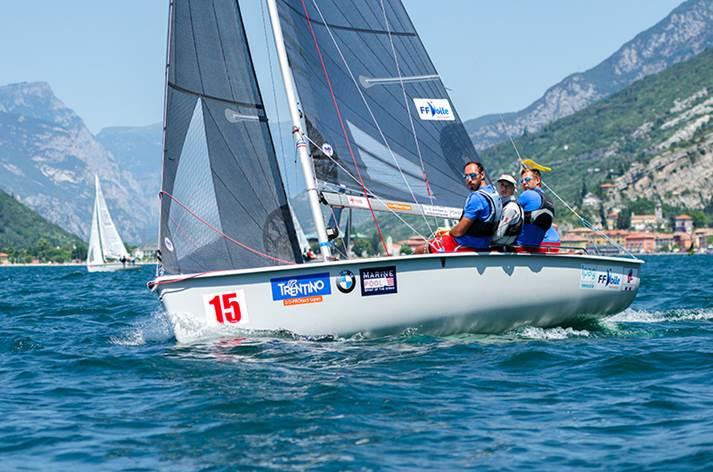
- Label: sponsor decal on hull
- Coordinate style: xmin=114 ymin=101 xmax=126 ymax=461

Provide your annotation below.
xmin=271 ymin=272 xmax=332 ymax=306
xmin=622 ymin=268 xmax=638 ymax=292
xmin=580 ymin=264 xmax=623 ymax=290
xmin=360 ymin=266 xmax=398 ymax=296
xmin=336 ymin=270 xmax=356 ymax=294
xmin=413 ymin=98 xmax=455 ymax=121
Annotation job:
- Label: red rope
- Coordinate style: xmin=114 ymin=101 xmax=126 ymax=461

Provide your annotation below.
xmin=159 ymin=191 xmax=293 ymax=264
xmin=299 ymin=0 xmax=390 ymax=256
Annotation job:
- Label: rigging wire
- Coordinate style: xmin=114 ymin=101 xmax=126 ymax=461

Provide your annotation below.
xmin=299 ymin=0 xmax=390 ymax=255
xmin=379 ymin=0 xmax=439 ymax=230
xmin=499 ymin=115 xmax=636 ymax=259
xmin=302 ymin=134 xmax=432 ymax=244
xmin=308 ymin=0 xmax=434 ymax=236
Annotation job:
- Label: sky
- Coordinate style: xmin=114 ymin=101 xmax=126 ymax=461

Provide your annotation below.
xmin=0 ymin=0 xmax=684 ymax=134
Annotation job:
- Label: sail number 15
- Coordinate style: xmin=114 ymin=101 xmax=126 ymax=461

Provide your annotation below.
xmin=205 ymin=290 xmax=247 ymax=324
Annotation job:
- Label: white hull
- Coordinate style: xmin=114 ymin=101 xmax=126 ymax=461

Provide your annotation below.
xmin=150 ymin=253 xmax=643 ymax=343
xmin=87 ymin=263 xmax=142 ymax=273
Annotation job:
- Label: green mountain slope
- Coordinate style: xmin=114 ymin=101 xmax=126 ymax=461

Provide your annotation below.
xmin=0 ymin=189 xmax=86 ymax=262
xmin=480 ymin=47 xmax=713 ymax=226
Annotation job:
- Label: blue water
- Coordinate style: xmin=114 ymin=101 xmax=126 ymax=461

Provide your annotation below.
xmin=1 ymin=256 xmax=712 ymax=470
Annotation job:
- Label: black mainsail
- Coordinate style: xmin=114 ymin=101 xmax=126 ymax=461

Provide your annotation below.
xmin=275 ymin=0 xmax=478 ymax=212
xmin=159 ymin=0 xmax=302 ymax=274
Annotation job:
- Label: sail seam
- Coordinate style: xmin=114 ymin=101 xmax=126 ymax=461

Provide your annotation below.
xmin=168 ymin=81 xmax=267 ymax=112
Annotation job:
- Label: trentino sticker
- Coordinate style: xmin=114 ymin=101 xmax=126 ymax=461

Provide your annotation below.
xmin=413 ymin=98 xmax=455 ymax=121
xmin=270 ymin=272 xmax=332 ymax=306
xmin=360 ymin=266 xmax=398 ymax=296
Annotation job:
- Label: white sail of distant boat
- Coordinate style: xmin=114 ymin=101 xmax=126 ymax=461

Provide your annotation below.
xmin=86 ymin=175 xmax=138 ymax=272
xmin=148 ymin=0 xmax=642 ymax=343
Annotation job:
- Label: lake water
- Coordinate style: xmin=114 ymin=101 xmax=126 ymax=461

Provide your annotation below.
xmin=1 ymin=255 xmax=712 ymax=470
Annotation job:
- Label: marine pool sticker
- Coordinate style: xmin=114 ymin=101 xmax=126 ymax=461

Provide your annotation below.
xmin=413 ymin=98 xmax=455 ymax=121
xmin=360 ymin=266 xmax=397 ymax=296
xmin=336 ymin=270 xmax=356 ymax=294
xmin=203 ymin=289 xmax=249 ymax=325
xmin=580 ymin=264 xmax=622 ymax=290
xmin=270 ymin=272 xmax=331 ymax=306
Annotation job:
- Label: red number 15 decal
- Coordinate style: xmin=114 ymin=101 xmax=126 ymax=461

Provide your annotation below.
xmin=208 ymin=292 xmax=242 ymax=324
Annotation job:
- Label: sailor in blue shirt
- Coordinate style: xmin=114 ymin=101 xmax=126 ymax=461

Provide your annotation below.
xmin=449 ymin=161 xmax=502 ymax=249
xmin=516 ymin=168 xmax=555 ymax=247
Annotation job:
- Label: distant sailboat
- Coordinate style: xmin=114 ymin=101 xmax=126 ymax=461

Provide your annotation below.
xmin=86 ymin=175 xmax=138 ymax=272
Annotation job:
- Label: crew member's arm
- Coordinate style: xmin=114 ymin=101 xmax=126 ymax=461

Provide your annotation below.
xmin=449 ymin=217 xmax=473 ymax=237
xmin=518 ymin=190 xmax=542 ymax=212
xmin=494 ymin=208 xmax=513 ymax=239
xmin=450 ymin=194 xmax=485 ymax=237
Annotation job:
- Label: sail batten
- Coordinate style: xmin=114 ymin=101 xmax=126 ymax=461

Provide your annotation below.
xmin=159 ymin=0 xmax=302 ymax=275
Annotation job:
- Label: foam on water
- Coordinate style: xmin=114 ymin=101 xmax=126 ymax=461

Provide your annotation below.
xmin=606 ymin=307 xmax=713 ymax=323
xmin=515 ymin=326 xmax=592 ymax=340
xmin=110 ymin=310 xmax=174 ymax=346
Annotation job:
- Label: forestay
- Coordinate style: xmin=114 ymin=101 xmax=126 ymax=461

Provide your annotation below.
xmin=159 ymin=0 xmax=302 ymax=274
xmin=275 ymin=0 xmax=477 ymax=212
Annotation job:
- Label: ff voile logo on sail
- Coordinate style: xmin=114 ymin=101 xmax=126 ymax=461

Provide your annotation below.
xmin=412 ymin=98 xmax=455 ymax=121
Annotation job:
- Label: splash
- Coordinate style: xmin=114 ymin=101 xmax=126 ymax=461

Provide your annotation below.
xmin=110 ymin=310 xmax=175 ymax=346
xmin=607 ymin=308 xmax=713 ymax=323
xmin=515 ymin=326 xmax=591 ymax=340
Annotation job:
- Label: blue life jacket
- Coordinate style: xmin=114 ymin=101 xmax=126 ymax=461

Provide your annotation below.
xmin=462 ymin=185 xmax=503 ymax=237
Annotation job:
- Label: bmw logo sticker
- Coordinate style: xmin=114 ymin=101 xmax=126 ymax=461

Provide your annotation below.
xmin=336 ymin=270 xmax=356 ymax=294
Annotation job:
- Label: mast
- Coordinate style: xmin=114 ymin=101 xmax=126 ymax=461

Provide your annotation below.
xmin=266 ymin=0 xmax=332 ymax=260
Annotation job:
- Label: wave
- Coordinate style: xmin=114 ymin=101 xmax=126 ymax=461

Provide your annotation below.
xmin=606 ymin=308 xmax=713 ymax=323
xmin=109 ymin=310 xmax=175 ymax=346
xmin=514 ymin=326 xmax=592 ymax=340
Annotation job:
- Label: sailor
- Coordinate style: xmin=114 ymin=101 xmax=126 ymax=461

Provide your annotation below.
xmin=444 ymin=161 xmax=502 ymax=250
xmin=516 ymin=168 xmax=555 ymax=248
xmin=491 ymin=174 xmax=523 ymax=250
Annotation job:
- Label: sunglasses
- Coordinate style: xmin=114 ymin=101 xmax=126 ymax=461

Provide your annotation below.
xmin=463 ymin=172 xmax=480 ymax=180
xmin=521 ymin=177 xmax=534 ymax=183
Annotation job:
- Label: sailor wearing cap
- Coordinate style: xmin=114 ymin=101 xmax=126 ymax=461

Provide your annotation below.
xmin=491 ymin=174 xmax=523 ymax=250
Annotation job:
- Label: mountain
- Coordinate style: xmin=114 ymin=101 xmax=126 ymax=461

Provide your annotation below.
xmin=479 ymin=46 xmax=713 ymax=226
xmin=0 ymin=82 xmax=153 ymax=243
xmin=466 ymin=0 xmax=713 ymax=150
xmin=0 ymin=188 xmax=86 ymax=261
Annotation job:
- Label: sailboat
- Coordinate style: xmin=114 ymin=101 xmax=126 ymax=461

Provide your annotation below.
xmin=86 ymin=175 xmax=139 ymax=272
xmin=149 ymin=0 xmax=642 ymax=342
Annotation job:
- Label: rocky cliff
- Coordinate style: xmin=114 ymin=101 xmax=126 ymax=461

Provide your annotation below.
xmin=0 ymin=82 xmax=153 ymax=243
xmin=465 ymin=0 xmax=713 ymax=150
